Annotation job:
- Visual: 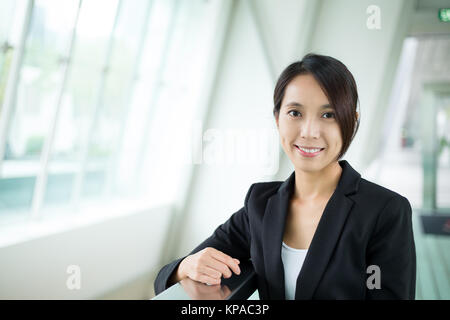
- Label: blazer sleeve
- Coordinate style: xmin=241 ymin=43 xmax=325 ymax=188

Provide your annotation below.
xmin=153 ymin=183 xmax=255 ymax=296
xmin=365 ymin=195 xmax=417 ymax=299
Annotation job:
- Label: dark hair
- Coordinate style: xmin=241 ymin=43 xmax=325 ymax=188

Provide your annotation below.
xmin=273 ymin=53 xmax=360 ymax=160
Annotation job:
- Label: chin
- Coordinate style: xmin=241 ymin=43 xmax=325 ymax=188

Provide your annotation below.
xmin=294 ymin=155 xmax=339 ymax=172
xmin=295 ymin=161 xmax=324 ymax=173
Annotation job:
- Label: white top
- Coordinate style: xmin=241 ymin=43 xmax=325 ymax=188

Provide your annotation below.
xmin=281 ymin=241 xmax=308 ymax=300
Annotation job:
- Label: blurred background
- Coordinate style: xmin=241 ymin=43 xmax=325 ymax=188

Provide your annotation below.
xmin=0 ymin=0 xmax=449 ymax=300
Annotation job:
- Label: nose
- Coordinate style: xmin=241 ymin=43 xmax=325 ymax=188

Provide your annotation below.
xmin=300 ymin=117 xmax=320 ymax=139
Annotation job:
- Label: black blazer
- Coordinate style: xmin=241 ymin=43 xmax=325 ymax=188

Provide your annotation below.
xmin=154 ymin=160 xmax=416 ymax=300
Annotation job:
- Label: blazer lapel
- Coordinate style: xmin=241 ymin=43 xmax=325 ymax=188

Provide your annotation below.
xmin=294 ymin=190 xmax=354 ymax=299
xmin=262 ymin=174 xmax=294 ymax=300
xmin=262 ymin=160 xmax=361 ymax=300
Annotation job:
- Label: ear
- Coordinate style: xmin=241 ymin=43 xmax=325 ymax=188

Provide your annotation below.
xmin=355 ymin=111 xmax=359 ymax=122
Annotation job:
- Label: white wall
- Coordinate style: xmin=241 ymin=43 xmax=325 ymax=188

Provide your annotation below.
xmin=0 ymin=205 xmax=171 ymax=299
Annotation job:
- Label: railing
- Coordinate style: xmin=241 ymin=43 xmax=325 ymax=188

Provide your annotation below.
xmin=152 ymin=259 xmax=257 ymax=300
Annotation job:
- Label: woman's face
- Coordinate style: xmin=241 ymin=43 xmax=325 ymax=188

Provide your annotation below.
xmin=276 ymin=74 xmax=343 ymax=173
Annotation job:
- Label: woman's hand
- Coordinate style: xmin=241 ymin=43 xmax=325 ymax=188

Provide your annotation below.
xmin=178 ymin=247 xmax=241 ymax=285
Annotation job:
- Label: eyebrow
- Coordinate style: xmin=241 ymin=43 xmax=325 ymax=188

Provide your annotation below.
xmin=285 ymin=102 xmax=334 ymax=109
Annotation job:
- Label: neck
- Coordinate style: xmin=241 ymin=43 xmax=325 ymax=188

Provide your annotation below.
xmin=293 ymin=161 xmax=342 ymax=202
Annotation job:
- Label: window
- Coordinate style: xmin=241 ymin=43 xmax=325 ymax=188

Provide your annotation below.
xmin=0 ymin=0 xmax=225 ymax=226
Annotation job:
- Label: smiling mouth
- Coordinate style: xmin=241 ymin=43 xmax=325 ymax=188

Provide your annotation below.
xmin=294 ymin=145 xmax=325 ymax=156
xmin=295 ymin=145 xmax=325 ymax=152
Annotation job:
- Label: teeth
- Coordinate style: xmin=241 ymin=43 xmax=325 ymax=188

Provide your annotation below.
xmin=298 ymin=147 xmax=322 ymax=153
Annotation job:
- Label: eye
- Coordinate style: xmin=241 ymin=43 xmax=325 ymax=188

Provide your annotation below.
xmin=288 ymin=110 xmax=301 ymax=118
xmin=322 ymin=112 xmax=335 ymax=119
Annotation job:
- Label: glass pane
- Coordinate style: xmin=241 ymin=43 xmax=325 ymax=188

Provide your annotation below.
xmin=0 ymin=0 xmax=79 ymax=221
xmin=0 ymin=0 xmax=29 ymax=111
xmin=47 ymin=0 xmax=118 ymax=163
xmin=0 ymin=0 xmax=15 ymax=111
xmin=0 ymin=175 xmax=35 ymax=226
xmin=80 ymin=0 xmax=150 ymax=199
xmin=43 ymin=0 xmax=119 ymax=211
xmin=6 ymin=0 xmax=79 ymax=161
xmin=138 ymin=0 xmax=224 ymax=204
xmin=436 ymin=96 xmax=450 ymax=209
xmin=116 ymin=0 xmax=174 ymax=195
xmin=0 ymin=1 xmax=27 ymax=224
xmin=0 ymin=0 xmax=25 ymax=136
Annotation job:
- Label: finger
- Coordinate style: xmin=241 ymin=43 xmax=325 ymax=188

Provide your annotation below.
xmin=211 ymin=251 xmax=241 ymax=275
xmin=205 ymin=256 xmax=233 ymax=278
xmin=190 ymin=268 xmax=221 ymax=284
xmin=214 ymin=251 xmax=241 ymax=274
xmin=205 ymin=248 xmax=239 ymax=276
xmin=198 ymin=274 xmax=221 ymax=285
xmin=199 ymin=265 xmax=222 ymax=280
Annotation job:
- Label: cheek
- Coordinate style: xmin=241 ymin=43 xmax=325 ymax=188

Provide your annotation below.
xmin=331 ymin=128 xmax=343 ymax=149
xmin=277 ymin=119 xmax=292 ymax=139
xmin=277 ymin=125 xmax=293 ymax=153
xmin=278 ymin=129 xmax=289 ymax=149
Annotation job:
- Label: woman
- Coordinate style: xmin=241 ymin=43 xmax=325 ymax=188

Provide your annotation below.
xmin=154 ymin=53 xmax=416 ymax=300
